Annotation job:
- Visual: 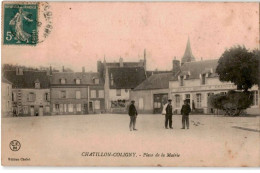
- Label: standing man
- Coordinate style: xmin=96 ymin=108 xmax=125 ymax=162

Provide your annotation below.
xmin=128 ymin=100 xmax=138 ymax=131
xmin=165 ymin=99 xmax=173 ymax=129
xmin=181 ymin=99 xmax=191 ymax=129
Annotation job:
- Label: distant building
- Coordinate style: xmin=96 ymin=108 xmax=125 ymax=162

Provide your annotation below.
xmin=1 ymin=77 xmax=12 ymax=117
xmin=169 ymin=59 xmax=259 ymax=115
xmin=4 ymin=68 xmax=51 ymax=116
xmin=98 ymin=52 xmax=147 ymax=113
xmin=50 ymin=67 xmax=105 ymax=115
xmin=181 ymin=37 xmax=196 ymax=65
xmin=130 ymin=59 xmax=180 ymax=114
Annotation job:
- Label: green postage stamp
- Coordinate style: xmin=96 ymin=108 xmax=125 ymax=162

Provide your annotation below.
xmin=3 ymin=3 xmax=38 ymax=45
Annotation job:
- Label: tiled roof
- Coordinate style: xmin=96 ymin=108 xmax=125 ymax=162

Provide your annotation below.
xmin=146 ymin=70 xmax=172 ymax=78
xmin=51 ymin=72 xmax=103 ymax=85
xmin=171 ymin=59 xmax=219 ymax=81
xmin=134 ymin=73 xmax=173 ymax=90
xmin=108 ymin=67 xmax=146 ymax=89
xmin=4 ymin=70 xmax=50 ymax=88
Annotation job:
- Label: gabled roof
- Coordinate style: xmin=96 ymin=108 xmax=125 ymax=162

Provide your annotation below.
xmin=2 ymin=77 xmax=12 ymax=85
xmin=171 ymin=59 xmax=219 ymax=81
xmin=51 ymin=72 xmax=103 ymax=85
xmin=4 ymin=70 xmax=50 ymax=88
xmin=108 ymin=67 xmax=146 ymax=89
xmin=181 ymin=37 xmax=196 ymax=64
xmin=134 ymin=73 xmax=173 ymax=90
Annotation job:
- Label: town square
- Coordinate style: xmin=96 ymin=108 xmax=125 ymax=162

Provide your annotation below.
xmin=1 ymin=2 xmax=259 ymax=167
xmin=2 ymin=114 xmax=260 ymax=166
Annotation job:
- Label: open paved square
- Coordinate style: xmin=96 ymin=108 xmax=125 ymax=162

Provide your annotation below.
xmin=2 ymin=114 xmax=260 ymax=166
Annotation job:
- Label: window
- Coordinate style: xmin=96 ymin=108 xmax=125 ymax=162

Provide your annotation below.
xmin=139 ymin=98 xmax=144 ymax=110
xmin=64 ymin=104 xmax=67 ymax=112
xmin=252 ymin=91 xmax=259 ymax=106
xmin=12 ymin=92 xmax=16 ymax=101
xmin=154 ymin=102 xmax=161 ymax=109
xmin=116 ymin=89 xmax=121 ymax=96
xmin=55 ymin=104 xmax=60 ymax=112
xmin=196 ymin=94 xmax=202 ymax=108
xmin=201 ymin=74 xmax=206 ymax=85
xmin=45 ymin=93 xmax=50 ymax=101
xmin=76 ymin=104 xmax=81 ymax=112
xmin=91 ymin=90 xmax=96 ymax=98
xmin=76 ymin=91 xmax=81 ymax=99
xmin=125 ymin=89 xmax=128 ymax=93
xmin=23 ymin=106 xmax=28 ymax=114
xmin=175 ymin=95 xmax=180 ymax=108
xmin=60 ymin=91 xmax=66 ymax=98
xmin=61 ymin=78 xmax=66 ymax=84
xmin=76 ymin=79 xmax=81 ymax=84
xmin=60 ymin=104 xmax=64 ymax=113
xmin=28 ymin=92 xmax=35 ymax=102
xmin=94 ymin=78 xmax=99 ymax=85
xmin=180 ymin=76 xmax=184 ymax=86
xmin=111 ymin=79 xmax=114 ymax=86
xmin=7 ymin=86 xmax=9 ymax=96
xmin=94 ymin=100 xmax=100 ymax=109
xmin=68 ymin=104 xmax=74 ymax=112
xmin=98 ymin=90 xmax=104 ymax=98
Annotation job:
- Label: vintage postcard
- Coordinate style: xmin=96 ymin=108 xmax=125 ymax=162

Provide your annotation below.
xmin=1 ymin=1 xmax=260 ymax=167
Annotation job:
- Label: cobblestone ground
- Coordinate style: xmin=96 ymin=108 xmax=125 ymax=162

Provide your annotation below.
xmin=2 ymin=114 xmax=260 ymax=166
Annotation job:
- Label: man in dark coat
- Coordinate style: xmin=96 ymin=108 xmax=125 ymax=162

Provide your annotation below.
xmin=165 ymin=99 xmax=173 ymax=129
xmin=181 ymin=99 xmax=191 ymax=129
xmin=128 ymin=100 xmax=138 ymax=131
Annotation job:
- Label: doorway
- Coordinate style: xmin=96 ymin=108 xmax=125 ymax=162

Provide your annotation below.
xmin=39 ymin=106 xmax=43 ymax=116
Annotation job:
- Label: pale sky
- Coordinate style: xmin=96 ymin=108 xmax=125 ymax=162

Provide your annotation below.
xmin=2 ymin=2 xmax=259 ymax=72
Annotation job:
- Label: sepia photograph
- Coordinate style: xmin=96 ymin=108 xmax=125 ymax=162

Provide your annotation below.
xmin=1 ymin=1 xmax=260 ymax=167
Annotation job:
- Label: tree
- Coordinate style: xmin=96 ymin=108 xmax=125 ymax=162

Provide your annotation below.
xmin=209 ymin=90 xmax=253 ymax=116
xmin=216 ymin=46 xmax=259 ymax=91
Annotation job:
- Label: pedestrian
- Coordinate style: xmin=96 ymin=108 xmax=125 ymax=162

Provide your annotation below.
xmin=181 ymin=99 xmax=191 ymax=129
xmin=165 ymin=99 xmax=173 ymax=129
xmin=128 ymin=100 xmax=138 ymax=131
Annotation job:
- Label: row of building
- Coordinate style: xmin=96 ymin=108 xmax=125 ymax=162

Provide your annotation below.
xmin=2 ymin=39 xmax=259 ymax=117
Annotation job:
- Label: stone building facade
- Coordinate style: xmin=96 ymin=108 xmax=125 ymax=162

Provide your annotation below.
xmin=50 ymin=69 xmax=105 ymax=115
xmin=4 ymin=69 xmax=51 ymax=116
xmin=1 ymin=77 xmax=12 ymax=117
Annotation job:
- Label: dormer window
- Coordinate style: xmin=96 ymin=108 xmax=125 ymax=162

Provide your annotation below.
xmin=75 ymin=78 xmax=81 ymax=84
xmin=35 ymin=79 xmax=40 ymax=89
xmin=94 ymin=78 xmax=99 ymax=85
xmin=61 ymin=78 xmax=66 ymax=84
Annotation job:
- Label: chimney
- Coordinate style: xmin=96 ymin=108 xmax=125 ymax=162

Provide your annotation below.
xmin=172 ymin=57 xmax=180 ymax=75
xmin=50 ymin=66 xmax=52 ymax=75
xmin=82 ymin=66 xmax=85 ymax=73
xmin=47 ymin=65 xmax=52 ymax=75
xmin=119 ymin=57 xmax=123 ymax=67
xmin=62 ymin=66 xmax=65 ymax=72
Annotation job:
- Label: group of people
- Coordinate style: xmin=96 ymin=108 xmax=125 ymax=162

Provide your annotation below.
xmin=128 ymin=99 xmax=191 ymax=131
